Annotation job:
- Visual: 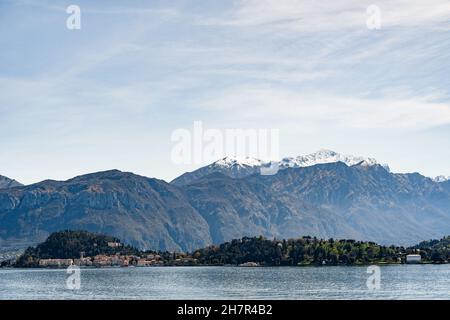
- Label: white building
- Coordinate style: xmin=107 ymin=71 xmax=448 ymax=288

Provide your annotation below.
xmin=406 ymin=254 xmax=421 ymax=264
xmin=39 ymin=259 xmax=73 ymax=267
xmin=107 ymin=242 xmax=122 ymax=248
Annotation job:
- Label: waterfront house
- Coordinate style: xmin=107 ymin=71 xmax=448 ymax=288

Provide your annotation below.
xmin=39 ymin=259 xmax=73 ymax=267
xmin=137 ymin=259 xmax=155 ymax=267
xmin=406 ymin=254 xmax=421 ymax=264
xmin=74 ymin=257 xmax=93 ymax=266
xmin=107 ymin=242 xmax=122 ymax=248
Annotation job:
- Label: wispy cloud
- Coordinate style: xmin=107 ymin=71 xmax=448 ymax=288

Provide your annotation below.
xmin=190 ymin=85 xmax=450 ymax=130
xmin=202 ymin=0 xmax=450 ymax=30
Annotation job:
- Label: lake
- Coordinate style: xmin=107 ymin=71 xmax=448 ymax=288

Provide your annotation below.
xmin=0 ymin=265 xmax=449 ymax=300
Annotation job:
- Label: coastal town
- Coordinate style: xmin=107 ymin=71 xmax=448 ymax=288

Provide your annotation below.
xmin=38 ymin=253 xmax=199 ymax=268
xmin=37 ymin=241 xmax=198 ymax=268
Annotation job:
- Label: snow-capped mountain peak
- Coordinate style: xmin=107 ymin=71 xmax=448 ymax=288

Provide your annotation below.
xmin=172 ymin=150 xmax=381 ymax=186
xmin=214 ymin=156 xmax=265 ymax=168
xmin=433 ymin=175 xmax=450 ymax=183
xmin=279 ymin=149 xmax=378 ymax=169
xmin=173 ymin=150 xmax=448 ymax=187
xmin=212 ymin=150 xmax=380 ymax=171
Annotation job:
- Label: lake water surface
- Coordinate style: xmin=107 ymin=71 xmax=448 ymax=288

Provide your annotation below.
xmin=0 ymin=265 xmax=449 ymax=300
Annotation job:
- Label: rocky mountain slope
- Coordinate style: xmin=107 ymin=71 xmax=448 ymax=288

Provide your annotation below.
xmin=171 ymin=156 xmax=264 ymax=186
xmin=0 ymin=175 xmax=22 ymax=189
xmin=0 ymin=170 xmax=211 ymax=251
xmin=184 ymin=162 xmax=450 ymax=246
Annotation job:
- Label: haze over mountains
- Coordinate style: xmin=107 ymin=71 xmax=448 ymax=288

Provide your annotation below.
xmin=1 ymin=150 xmax=449 ymax=251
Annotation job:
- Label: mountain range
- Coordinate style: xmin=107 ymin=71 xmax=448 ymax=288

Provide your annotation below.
xmin=1 ymin=150 xmax=449 ymax=251
xmin=171 ymin=149 xmax=389 ymax=186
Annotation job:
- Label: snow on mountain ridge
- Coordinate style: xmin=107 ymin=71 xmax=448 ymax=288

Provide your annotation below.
xmin=434 ymin=175 xmax=450 ymax=183
xmin=172 ymin=150 xmax=444 ymax=185
xmin=279 ymin=149 xmax=378 ymax=169
xmin=213 ymin=150 xmax=378 ymax=170
xmin=214 ymin=156 xmax=265 ymax=168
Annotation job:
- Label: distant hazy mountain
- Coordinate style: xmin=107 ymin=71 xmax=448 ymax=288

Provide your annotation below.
xmin=171 ymin=150 xmax=390 ymax=186
xmin=0 ymin=175 xmax=22 ymax=189
xmin=1 ymin=158 xmax=449 ymax=250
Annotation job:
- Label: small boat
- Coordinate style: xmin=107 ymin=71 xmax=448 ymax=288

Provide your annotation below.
xmin=238 ymin=262 xmax=259 ymax=267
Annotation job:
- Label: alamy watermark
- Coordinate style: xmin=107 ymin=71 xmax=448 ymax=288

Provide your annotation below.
xmin=366 ymin=5 xmax=382 ymax=30
xmin=170 ymin=121 xmax=280 ymax=168
xmin=66 ymin=5 xmax=81 ymax=30
xmin=260 ymin=162 xmax=280 ymax=176
xmin=66 ymin=265 xmax=81 ymax=290
xmin=366 ymin=265 xmax=381 ymax=290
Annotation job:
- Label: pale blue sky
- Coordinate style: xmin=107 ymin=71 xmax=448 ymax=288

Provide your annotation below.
xmin=1 ymin=0 xmax=450 ymax=184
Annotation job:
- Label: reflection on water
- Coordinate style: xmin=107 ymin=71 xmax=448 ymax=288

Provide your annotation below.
xmin=0 ymin=265 xmax=449 ymax=300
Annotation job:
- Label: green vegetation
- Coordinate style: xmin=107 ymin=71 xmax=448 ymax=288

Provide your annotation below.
xmin=6 ymin=231 xmax=449 ymax=268
xmin=412 ymin=236 xmax=450 ymax=263
xmin=192 ymin=236 xmax=404 ymax=266
xmin=193 ymin=236 xmax=449 ymax=266
xmin=14 ymin=230 xmax=140 ymax=267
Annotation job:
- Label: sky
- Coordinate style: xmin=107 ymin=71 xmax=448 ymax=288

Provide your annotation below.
xmin=1 ymin=0 xmax=450 ymax=184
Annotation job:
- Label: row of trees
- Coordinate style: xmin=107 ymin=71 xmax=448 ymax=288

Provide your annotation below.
xmin=192 ymin=236 xmax=402 ymax=266
xmin=412 ymin=236 xmax=450 ymax=263
xmin=192 ymin=235 xmax=449 ymax=266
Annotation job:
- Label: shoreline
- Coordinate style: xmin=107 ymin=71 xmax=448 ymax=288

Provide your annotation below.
xmin=3 ymin=261 xmax=448 ymax=270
